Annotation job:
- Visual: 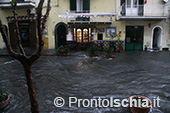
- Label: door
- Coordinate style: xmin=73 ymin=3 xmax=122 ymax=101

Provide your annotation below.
xmin=58 ymin=25 xmax=67 ymax=47
xmin=125 ymin=26 xmax=144 ymax=51
xmin=126 ymin=0 xmax=139 ymax=16
xmin=29 ymin=21 xmax=37 ymax=49
xmin=152 ymin=27 xmax=162 ymax=50
xmin=19 ymin=22 xmax=30 ymax=47
xmin=9 ymin=22 xmax=17 ymax=49
xmin=98 ymin=33 xmax=103 ymax=40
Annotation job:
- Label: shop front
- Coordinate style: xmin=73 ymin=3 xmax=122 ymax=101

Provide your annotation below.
xmin=69 ymin=24 xmax=94 ymax=50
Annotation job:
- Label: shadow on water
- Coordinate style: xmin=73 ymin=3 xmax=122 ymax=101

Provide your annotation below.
xmin=0 ymin=51 xmax=170 ymax=113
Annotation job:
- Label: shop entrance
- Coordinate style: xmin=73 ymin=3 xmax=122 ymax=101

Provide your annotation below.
xmin=8 ymin=21 xmax=37 ymax=49
xmin=73 ymin=27 xmax=92 ymax=49
xmin=125 ymin=26 xmax=144 ymax=51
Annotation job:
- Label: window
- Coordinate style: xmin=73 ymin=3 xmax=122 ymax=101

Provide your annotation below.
xmin=121 ymin=0 xmax=125 ymax=6
xmin=70 ymin=0 xmax=90 ymax=12
xmin=17 ymin=0 xmax=24 ymax=3
xmin=133 ymin=0 xmax=137 ymax=8
xmin=77 ymin=0 xmax=83 ymax=12
xmin=127 ymin=0 xmax=131 ymax=8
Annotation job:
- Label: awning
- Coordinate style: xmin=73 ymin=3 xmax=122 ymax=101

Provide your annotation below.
xmin=68 ymin=21 xmax=112 ymax=24
xmin=58 ymin=13 xmax=118 ymax=18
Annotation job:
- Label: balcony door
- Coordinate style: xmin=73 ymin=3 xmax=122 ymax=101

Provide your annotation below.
xmin=126 ymin=0 xmax=139 ymax=16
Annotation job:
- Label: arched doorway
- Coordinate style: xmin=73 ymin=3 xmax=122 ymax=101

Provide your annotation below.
xmin=54 ymin=22 xmax=68 ymax=49
xmin=152 ymin=26 xmax=162 ymax=50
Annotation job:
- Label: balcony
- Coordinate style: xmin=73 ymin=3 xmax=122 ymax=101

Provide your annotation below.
xmin=0 ymin=0 xmax=35 ymax=8
xmin=118 ymin=4 xmax=168 ymax=20
xmin=59 ymin=10 xmax=118 ymax=24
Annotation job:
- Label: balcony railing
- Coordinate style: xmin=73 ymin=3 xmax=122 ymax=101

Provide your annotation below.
xmin=58 ymin=10 xmax=118 ymax=24
xmin=119 ymin=4 xmax=168 ymax=18
xmin=0 ymin=0 xmax=35 ymax=8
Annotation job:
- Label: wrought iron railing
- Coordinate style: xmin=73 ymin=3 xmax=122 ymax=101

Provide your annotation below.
xmin=120 ymin=4 xmax=168 ymax=17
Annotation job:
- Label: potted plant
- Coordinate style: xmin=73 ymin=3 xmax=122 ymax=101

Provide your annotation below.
xmin=88 ymin=42 xmax=99 ymax=57
xmin=105 ymin=47 xmax=115 ymax=58
xmin=57 ymin=45 xmax=69 ymax=57
xmin=116 ymin=41 xmax=124 ymax=52
xmin=0 ymin=89 xmax=10 ymax=109
xmin=128 ymin=95 xmax=152 ymax=113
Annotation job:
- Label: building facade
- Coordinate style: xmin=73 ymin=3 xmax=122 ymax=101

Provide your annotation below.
xmin=116 ymin=0 xmax=170 ymax=50
xmin=0 ymin=0 xmax=38 ymax=49
xmin=0 ymin=0 xmax=169 ymax=51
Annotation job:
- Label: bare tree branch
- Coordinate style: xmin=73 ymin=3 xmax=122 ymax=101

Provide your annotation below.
xmin=29 ymin=0 xmax=51 ymax=64
xmin=42 ymin=0 xmax=51 ymax=30
xmin=12 ymin=1 xmax=26 ymax=56
xmin=0 ymin=0 xmax=51 ymax=112
xmin=0 ymin=20 xmax=24 ymax=60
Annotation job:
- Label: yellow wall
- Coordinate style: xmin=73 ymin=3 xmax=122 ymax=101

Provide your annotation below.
xmin=42 ymin=0 xmax=69 ymax=49
xmin=44 ymin=0 xmax=125 ymax=49
xmin=91 ymin=0 xmax=116 ymax=13
xmin=0 ymin=8 xmax=50 ymax=49
xmin=93 ymin=20 xmax=126 ymax=41
xmin=0 ymin=0 xmax=125 ymax=49
xmin=0 ymin=9 xmax=27 ymax=49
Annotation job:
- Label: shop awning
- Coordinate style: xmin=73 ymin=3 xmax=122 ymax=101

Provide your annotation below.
xmin=58 ymin=13 xmax=118 ymax=18
xmin=68 ymin=21 xmax=112 ymax=24
xmin=6 ymin=15 xmax=37 ymax=22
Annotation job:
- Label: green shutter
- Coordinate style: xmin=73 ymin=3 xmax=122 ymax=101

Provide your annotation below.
xmin=70 ymin=0 xmax=76 ymax=11
xmin=83 ymin=0 xmax=90 ymax=13
xmin=17 ymin=0 xmax=24 ymax=3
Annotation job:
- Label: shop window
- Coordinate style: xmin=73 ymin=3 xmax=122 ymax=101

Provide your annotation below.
xmin=74 ymin=28 xmax=76 ymax=41
xmin=77 ymin=29 xmax=82 ymax=43
xmin=74 ymin=28 xmax=91 ymax=43
xmin=83 ymin=29 xmax=88 ymax=42
xmin=89 ymin=28 xmax=91 ymax=42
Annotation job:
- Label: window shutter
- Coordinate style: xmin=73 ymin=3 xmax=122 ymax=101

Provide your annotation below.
xmin=83 ymin=0 xmax=90 ymax=13
xmin=70 ymin=0 xmax=76 ymax=11
xmin=17 ymin=0 xmax=24 ymax=3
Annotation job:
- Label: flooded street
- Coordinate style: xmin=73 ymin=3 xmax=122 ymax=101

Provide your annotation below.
xmin=0 ymin=51 xmax=170 ymax=113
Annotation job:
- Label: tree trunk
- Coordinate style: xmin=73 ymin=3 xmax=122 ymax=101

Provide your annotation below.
xmin=0 ymin=0 xmax=51 ymax=112
xmin=23 ymin=64 xmax=39 ymax=113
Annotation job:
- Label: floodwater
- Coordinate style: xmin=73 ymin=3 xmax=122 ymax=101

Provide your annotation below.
xmin=0 ymin=51 xmax=170 ymax=113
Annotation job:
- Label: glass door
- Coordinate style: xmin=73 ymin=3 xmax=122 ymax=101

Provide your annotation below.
xmin=75 ymin=28 xmax=91 ymax=43
xmin=83 ymin=29 xmax=88 ymax=43
xmin=77 ymin=29 xmax=82 ymax=43
xmin=126 ymin=0 xmax=139 ymax=16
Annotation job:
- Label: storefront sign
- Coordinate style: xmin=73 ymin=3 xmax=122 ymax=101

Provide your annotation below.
xmin=96 ymin=28 xmax=105 ymax=33
xmin=67 ymin=32 xmax=73 ymax=41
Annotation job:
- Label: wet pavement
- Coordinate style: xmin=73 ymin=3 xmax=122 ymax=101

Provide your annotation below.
xmin=0 ymin=51 xmax=170 ymax=113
